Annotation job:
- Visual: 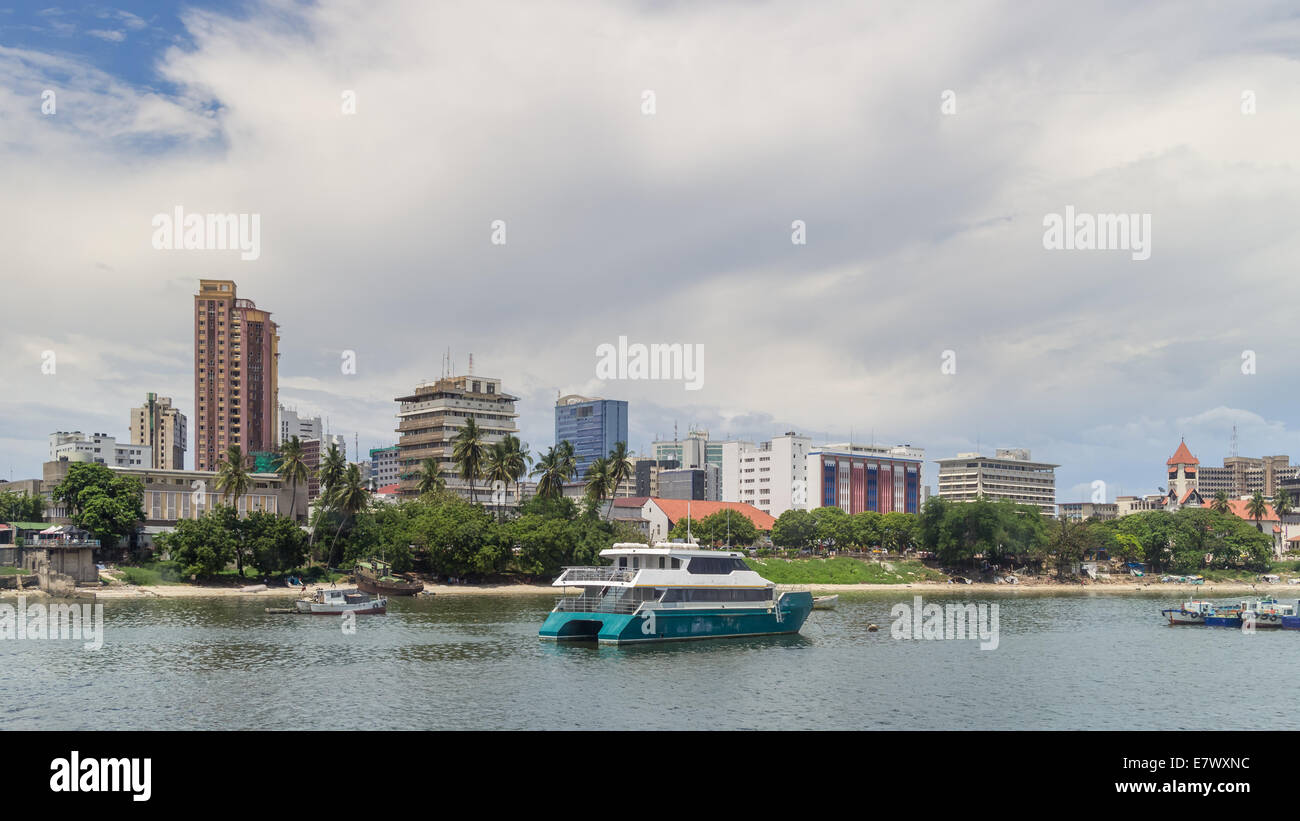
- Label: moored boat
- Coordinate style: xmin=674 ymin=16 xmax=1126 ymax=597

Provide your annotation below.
xmin=1161 ymin=601 xmax=1212 ymax=625
xmin=355 ymin=559 xmax=425 ymax=596
xmin=295 ymin=587 xmax=387 ymax=615
xmin=813 ymin=595 xmax=839 ymax=610
xmin=538 ymin=542 xmax=813 ymax=644
xmin=1243 ymin=598 xmax=1295 ymax=628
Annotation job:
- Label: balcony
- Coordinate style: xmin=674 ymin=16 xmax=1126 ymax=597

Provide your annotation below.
xmin=553 ymin=594 xmax=645 ymax=615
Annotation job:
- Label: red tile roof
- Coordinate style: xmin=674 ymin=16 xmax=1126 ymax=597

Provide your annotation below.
xmin=1216 ymin=499 xmax=1278 ymax=522
xmin=647 ymin=498 xmax=777 ymax=531
xmin=1167 ymin=440 xmax=1199 ymax=466
xmin=612 ymin=497 xmax=651 ymax=508
xmin=375 ymin=483 xmax=401 ymax=495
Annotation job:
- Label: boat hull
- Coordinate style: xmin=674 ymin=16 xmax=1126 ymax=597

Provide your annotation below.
xmin=1204 ymin=614 xmax=1243 ymax=628
xmin=1162 ymin=609 xmax=1204 ymax=625
xmin=539 ymin=593 xmax=814 ymax=645
xmin=355 ymin=576 xmax=424 ymax=596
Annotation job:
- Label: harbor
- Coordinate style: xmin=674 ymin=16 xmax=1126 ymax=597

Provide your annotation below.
xmin=5 ymin=590 xmax=1300 ymax=731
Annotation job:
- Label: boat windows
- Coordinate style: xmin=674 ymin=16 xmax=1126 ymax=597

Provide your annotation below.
xmin=662 ymin=588 xmax=771 ymax=602
xmin=671 ymin=558 xmax=680 ymax=569
xmin=658 ymin=557 xmax=666 ymax=569
xmin=685 ymin=557 xmax=751 ymax=575
xmin=618 ymin=557 xmax=627 ymax=568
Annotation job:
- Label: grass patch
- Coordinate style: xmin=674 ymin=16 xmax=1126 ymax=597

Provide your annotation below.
xmin=114 ymin=561 xmax=186 ymax=586
xmin=745 ymin=556 xmax=946 ymax=585
xmin=0 ymin=565 xmax=23 ymax=576
xmin=1199 ymin=568 xmax=1291 ymax=583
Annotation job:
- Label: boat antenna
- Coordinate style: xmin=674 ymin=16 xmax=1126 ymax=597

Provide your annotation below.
xmin=687 ymin=501 xmax=692 ymax=543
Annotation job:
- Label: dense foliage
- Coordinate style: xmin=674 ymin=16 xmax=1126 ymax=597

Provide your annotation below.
xmin=50 ymin=463 xmax=145 ymax=548
xmin=0 ymin=490 xmax=44 ymax=521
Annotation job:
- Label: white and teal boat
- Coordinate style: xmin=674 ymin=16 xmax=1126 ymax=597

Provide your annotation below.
xmin=538 ymin=542 xmax=814 ymax=645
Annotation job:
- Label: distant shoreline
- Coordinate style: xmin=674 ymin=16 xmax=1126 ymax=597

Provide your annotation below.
xmin=4 ymin=579 xmax=1297 ymax=600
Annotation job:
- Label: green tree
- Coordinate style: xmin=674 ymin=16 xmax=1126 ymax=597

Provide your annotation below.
xmin=484 ymin=440 xmax=515 ymax=522
xmin=318 ymin=443 xmax=346 ymax=501
xmin=531 ymin=446 xmax=568 ymax=500
xmin=771 ymin=509 xmax=817 ymax=550
xmin=416 ymin=457 xmax=446 ymax=496
xmin=156 ymin=512 xmax=236 ymax=578
xmin=51 ymin=462 xmax=144 ymax=548
xmin=1246 ymin=491 xmax=1269 ymax=533
xmin=326 ymin=463 xmax=370 ymax=567
xmin=244 ymin=510 xmax=309 ymax=575
xmin=502 ymin=434 xmax=532 ymax=511
xmin=851 ymin=511 xmax=883 ymax=548
xmin=605 ymin=442 xmax=633 ymax=518
xmin=274 ymin=436 xmax=311 ymax=523
xmin=583 ymin=456 xmax=614 ymax=513
xmin=452 ymin=418 xmax=487 ymax=505
xmin=879 ymin=511 xmax=918 ymax=553
xmin=215 ymin=445 xmax=252 ymax=504
xmin=811 ymin=506 xmax=852 ymax=550
xmin=0 ymin=491 xmax=45 ymax=521
xmin=1211 ymin=490 xmax=1231 ymax=515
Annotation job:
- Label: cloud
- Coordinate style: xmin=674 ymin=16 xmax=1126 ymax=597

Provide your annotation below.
xmin=86 ymin=29 xmax=125 ymax=42
xmin=3 ymin=0 xmax=1300 ymax=502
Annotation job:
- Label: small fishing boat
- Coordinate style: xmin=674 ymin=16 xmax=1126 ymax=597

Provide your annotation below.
xmin=294 ymin=587 xmax=387 ymax=615
xmin=1161 ymin=600 xmax=1213 ymax=625
xmin=355 ymin=559 xmax=424 ymax=596
xmin=1243 ymin=598 xmax=1295 ymax=628
xmin=812 ymin=595 xmax=839 ymax=610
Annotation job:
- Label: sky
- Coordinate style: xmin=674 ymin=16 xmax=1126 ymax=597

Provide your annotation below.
xmin=3 ymin=0 xmax=1300 ymax=504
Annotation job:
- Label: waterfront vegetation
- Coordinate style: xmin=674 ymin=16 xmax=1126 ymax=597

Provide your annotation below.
xmin=745 ymin=557 xmax=946 ymax=585
xmin=25 ymin=439 xmax=1285 ymax=587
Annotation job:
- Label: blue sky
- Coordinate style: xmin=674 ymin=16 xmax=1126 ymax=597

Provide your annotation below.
xmin=3 ymin=1 xmax=1300 ymax=503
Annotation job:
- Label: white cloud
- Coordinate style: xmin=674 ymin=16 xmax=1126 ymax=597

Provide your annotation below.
xmin=3 ymin=0 xmax=1300 ymax=499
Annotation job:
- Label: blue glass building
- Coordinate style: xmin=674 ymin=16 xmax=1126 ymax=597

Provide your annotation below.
xmin=555 ymin=395 xmax=629 ymax=479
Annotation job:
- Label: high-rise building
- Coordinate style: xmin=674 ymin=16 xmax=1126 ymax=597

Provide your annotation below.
xmin=279 ymin=405 xmax=323 ymax=445
xmin=130 ymin=393 xmax=187 ymax=470
xmin=1168 ymin=439 xmax=1291 ymax=498
xmin=194 ymin=280 xmax=279 ymax=471
xmin=652 ymin=428 xmax=718 ymax=471
xmin=369 ymin=446 xmax=400 ymax=489
xmin=808 ymin=443 xmax=925 ymax=515
xmin=721 ymin=432 xmax=812 ymax=517
xmin=935 ymin=448 xmax=1056 ymax=515
xmin=394 ymin=373 xmax=520 ymax=504
xmin=554 ymin=395 xmax=629 ymax=479
xmin=658 ymin=466 xmax=721 ymax=501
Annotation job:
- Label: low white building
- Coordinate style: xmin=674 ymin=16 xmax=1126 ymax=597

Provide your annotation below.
xmin=49 ymin=431 xmax=151 ymax=468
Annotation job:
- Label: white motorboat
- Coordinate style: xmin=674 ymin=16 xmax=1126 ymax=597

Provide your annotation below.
xmin=294 ymin=587 xmax=387 ymax=615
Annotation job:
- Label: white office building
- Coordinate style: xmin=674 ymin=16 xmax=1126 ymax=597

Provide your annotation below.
xmin=721 ymin=432 xmax=812 ymax=517
xmin=49 ymin=431 xmax=152 ymax=468
xmin=935 ymin=448 xmax=1058 ymax=515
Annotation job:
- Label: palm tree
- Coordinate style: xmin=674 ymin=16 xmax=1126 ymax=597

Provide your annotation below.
xmin=604 ymin=441 xmax=633 ymax=518
xmin=215 ymin=445 xmax=252 ymax=507
xmin=452 ymin=418 xmax=487 ymax=505
xmin=326 ymin=463 xmax=370 ymax=567
xmin=557 ymin=440 xmax=578 ymax=482
xmin=583 ymin=456 xmax=614 ymax=513
xmin=503 ymin=434 xmax=531 ymax=509
xmin=1274 ymin=488 xmax=1292 ymax=519
xmin=530 ymin=446 xmax=561 ymax=500
xmin=1246 ymin=491 xmax=1269 ymax=533
xmin=318 ymin=443 xmax=346 ymax=501
xmin=1211 ymin=490 xmax=1231 ymax=515
xmin=484 ymin=440 xmax=514 ymax=522
xmin=416 ymin=457 xmax=446 ymax=496
xmin=274 ymin=436 xmax=311 ymax=523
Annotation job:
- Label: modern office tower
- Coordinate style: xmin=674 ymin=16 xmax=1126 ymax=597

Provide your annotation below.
xmin=720 ymin=432 xmax=811 ymax=517
xmin=554 ymin=395 xmax=629 ymax=480
xmin=807 ymin=442 xmax=926 ymax=515
xmin=633 ymin=457 xmax=679 ymax=497
xmin=652 ymin=427 xmax=718 ymax=471
xmin=935 ymin=447 xmax=1056 ymax=516
xmin=194 ymin=280 xmax=279 ymax=472
xmin=394 ymin=373 xmax=520 ymax=503
xmin=129 ymin=393 xmax=187 ymax=470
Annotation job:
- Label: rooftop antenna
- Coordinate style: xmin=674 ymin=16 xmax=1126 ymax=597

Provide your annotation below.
xmin=1231 ymin=425 xmax=1239 ymax=458
xmin=469 ymin=353 xmax=474 ymax=376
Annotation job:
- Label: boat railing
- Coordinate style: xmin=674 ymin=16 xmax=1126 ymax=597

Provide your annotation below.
xmin=553 ymin=595 xmax=646 ymax=615
xmin=555 ymin=566 xmax=638 ymax=584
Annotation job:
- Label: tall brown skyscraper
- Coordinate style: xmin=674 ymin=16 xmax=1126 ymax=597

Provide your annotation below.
xmin=130 ymin=393 xmax=188 ymax=470
xmin=194 ymin=280 xmax=280 ymax=472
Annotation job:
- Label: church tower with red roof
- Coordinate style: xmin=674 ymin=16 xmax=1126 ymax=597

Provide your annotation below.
xmin=1167 ymin=439 xmax=1199 ymax=500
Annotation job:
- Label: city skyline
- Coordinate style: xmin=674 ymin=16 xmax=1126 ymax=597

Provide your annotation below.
xmin=5 ymin=2 xmax=1300 ymax=502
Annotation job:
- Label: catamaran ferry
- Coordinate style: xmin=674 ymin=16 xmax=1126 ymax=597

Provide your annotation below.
xmin=538 ymin=542 xmax=813 ymax=644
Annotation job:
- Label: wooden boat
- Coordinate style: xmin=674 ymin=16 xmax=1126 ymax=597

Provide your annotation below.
xmin=812 ymin=595 xmax=839 ymax=610
xmin=355 ymin=559 xmax=425 ymax=596
xmin=295 ymin=587 xmax=387 ymax=615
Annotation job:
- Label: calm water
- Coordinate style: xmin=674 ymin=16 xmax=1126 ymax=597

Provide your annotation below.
xmin=2 ymin=590 xmax=1294 ymax=730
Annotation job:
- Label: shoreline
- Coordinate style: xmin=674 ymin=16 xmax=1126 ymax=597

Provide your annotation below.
xmin=4 ymin=579 xmax=1297 ymax=600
